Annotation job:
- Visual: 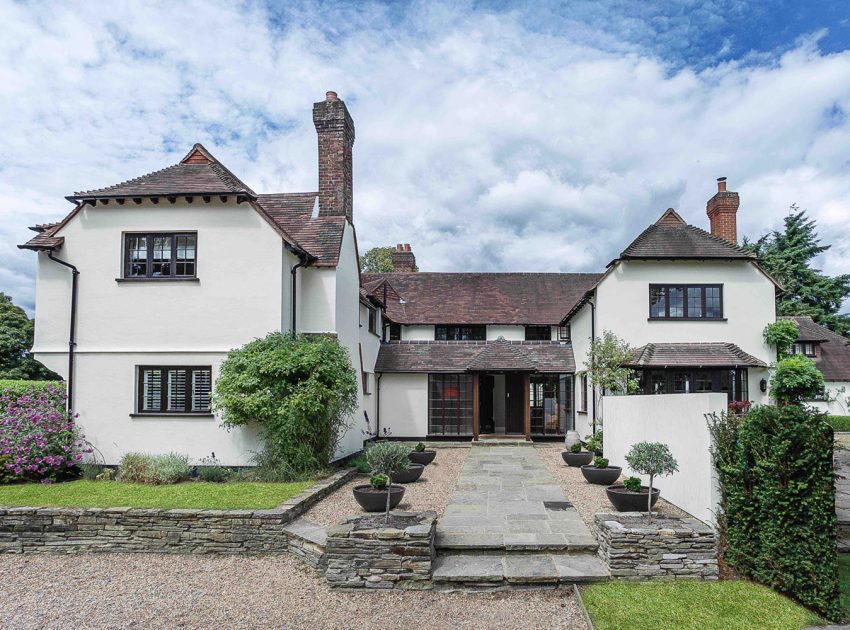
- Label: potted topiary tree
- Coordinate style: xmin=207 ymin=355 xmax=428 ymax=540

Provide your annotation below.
xmin=562 ymin=441 xmax=593 ymax=467
xmin=409 ymin=441 xmax=436 ymax=465
xmin=580 ymin=456 xmax=622 ymax=485
xmin=352 ymin=441 xmax=411 ymax=520
xmin=605 ymin=475 xmax=661 ymax=512
xmin=615 ymin=441 xmax=679 ymax=522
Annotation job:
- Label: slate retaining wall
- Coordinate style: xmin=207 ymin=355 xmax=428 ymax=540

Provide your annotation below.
xmin=0 ymin=468 xmax=354 ymax=555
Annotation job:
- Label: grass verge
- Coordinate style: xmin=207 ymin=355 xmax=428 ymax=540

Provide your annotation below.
xmin=581 ymin=581 xmax=821 ymax=630
xmin=840 ymin=554 xmax=850 ymax=618
xmin=830 ymin=416 xmax=850 ymax=432
xmin=0 ymin=480 xmax=313 ymax=510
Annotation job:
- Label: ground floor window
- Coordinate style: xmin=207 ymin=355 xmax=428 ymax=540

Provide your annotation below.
xmin=428 ymin=373 xmax=474 ymax=435
xmin=137 ymin=366 xmax=212 ymax=414
xmin=530 ymin=374 xmax=572 ymax=435
xmin=635 ymin=368 xmax=749 ymax=402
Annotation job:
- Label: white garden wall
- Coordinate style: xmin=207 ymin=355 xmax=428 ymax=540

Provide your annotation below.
xmin=603 ymin=393 xmax=727 ymax=526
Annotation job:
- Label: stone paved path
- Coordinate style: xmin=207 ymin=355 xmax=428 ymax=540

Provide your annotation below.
xmin=436 ymin=445 xmax=596 ymax=551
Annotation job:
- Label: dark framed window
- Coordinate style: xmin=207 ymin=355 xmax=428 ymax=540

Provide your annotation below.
xmin=435 ymin=325 xmax=486 ymax=341
xmin=124 ymin=232 xmax=197 ymax=279
xmin=558 ymin=325 xmax=571 ymax=341
xmin=649 ymin=284 xmax=723 ymax=319
xmin=137 ymin=366 xmax=211 ymax=414
xmin=388 ymin=323 xmax=401 ymax=341
xmin=530 ymin=374 xmax=572 ymax=435
xmin=792 ymin=342 xmax=816 ymax=357
xmin=368 ymin=308 xmax=377 ymax=334
xmin=525 ymin=326 xmax=551 ymax=341
xmin=637 ymin=367 xmax=748 ymax=402
xmin=579 ymin=374 xmax=588 ymax=412
xmin=428 ymin=374 xmax=474 ymax=435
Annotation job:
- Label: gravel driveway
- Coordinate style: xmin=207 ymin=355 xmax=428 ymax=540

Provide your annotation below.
xmin=537 ymin=445 xmax=688 ymax=525
xmin=0 ymin=553 xmax=589 ymax=630
xmin=303 ymin=447 xmax=469 ymax=527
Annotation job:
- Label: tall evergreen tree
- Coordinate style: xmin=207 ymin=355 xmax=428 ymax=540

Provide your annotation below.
xmin=0 ymin=293 xmax=58 ymax=380
xmin=744 ymin=207 xmax=850 ymax=335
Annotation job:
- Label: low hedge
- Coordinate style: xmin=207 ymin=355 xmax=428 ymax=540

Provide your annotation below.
xmin=829 ymin=416 xmax=850 ymax=432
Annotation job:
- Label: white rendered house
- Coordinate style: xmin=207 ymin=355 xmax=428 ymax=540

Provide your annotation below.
xmin=21 ymin=92 xmax=381 ymax=465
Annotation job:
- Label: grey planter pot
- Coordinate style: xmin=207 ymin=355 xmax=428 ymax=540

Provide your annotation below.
xmin=561 ymin=451 xmax=594 ymax=467
xmin=580 ymin=465 xmax=622 ymax=485
xmin=606 ymin=485 xmax=660 ymax=512
xmin=352 ymin=484 xmax=405 ymax=512
xmin=409 ymin=450 xmax=436 ymax=465
xmin=393 ymin=463 xmax=425 ymax=484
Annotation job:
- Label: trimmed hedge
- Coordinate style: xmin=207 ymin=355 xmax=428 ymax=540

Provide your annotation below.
xmin=709 ymin=404 xmax=842 ymax=622
xmin=829 ymin=416 xmax=850 ymax=432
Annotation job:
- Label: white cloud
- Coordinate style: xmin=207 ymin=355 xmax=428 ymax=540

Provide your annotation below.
xmin=1 ymin=1 xmax=850 ymax=314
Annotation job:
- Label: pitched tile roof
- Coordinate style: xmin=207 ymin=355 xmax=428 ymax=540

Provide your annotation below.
xmin=619 ymin=208 xmax=755 ymax=261
xmin=782 ymin=316 xmax=850 ymax=381
xmin=19 ymin=223 xmax=64 ymax=251
xmin=71 ymin=144 xmax=255 ymax=200
xmin=361 ymin=272 xmax=602 ymax=325
xmin=625 ymin=342 xmax=767 ymax=368
xmin=375 ymin=340 xmax=576 ymax=373
xmin=256 ymin=193 xmax=346 ymax=266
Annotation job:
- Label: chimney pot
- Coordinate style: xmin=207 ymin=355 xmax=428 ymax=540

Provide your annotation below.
xmin=404 ymin=243 xmax=411 ymax=252
xmin=717 ymin=176 xmax=727 ymax=192
xmin=326 ymin=91 xmax=338 ymax=101
xmin=706 ymin=178 xmax=739 ymax=244
xmin=396 ymin=244 xmax=403 ymax=251
xmin=391 ymin=243 xmax=416 ymax=272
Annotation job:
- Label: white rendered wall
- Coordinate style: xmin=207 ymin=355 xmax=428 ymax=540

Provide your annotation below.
xmin=807 ymin=382 xmax=850 ymax=416
xmin=402 ymin=325 xmax=436 ymax=341
xmin=603 ymin=393 xmax=727 ymax=526
xmin=487 ymin=325 xmax=526 ymax=341
xmin=359 ymin=301 xmax=382 ymax=431
xmin=300 ymin=267 xmax=336 ymax=334
xmin=570 ymin=303 xmax=594 ymax=437
xmin=378 ymin=373 xmax=429 ymax=437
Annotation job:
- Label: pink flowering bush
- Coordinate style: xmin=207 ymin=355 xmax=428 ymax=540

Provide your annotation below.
xmin=0 ymin=381 xmax=90 ymax=483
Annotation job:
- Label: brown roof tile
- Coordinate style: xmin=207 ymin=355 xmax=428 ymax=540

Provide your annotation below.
xmin=375 ymin=340 xmax=575 ymax=373
xmin=361 ymin=272 xmax=601 ymax=325
xmin=256 ymin=193 xmax=345 ymax=267
xmin=625 ymin=342 xmax=767 ymax=368
xmin=782 ymin=316 xmax=850 ymax=381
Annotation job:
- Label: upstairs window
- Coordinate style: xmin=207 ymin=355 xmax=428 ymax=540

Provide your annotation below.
xmin=435 ymin=325 xmax=486 ymax=341
xmin=525 ymin=326 xmax=551 ymax=341
xmin=649 ymin=284 xmax=723 ymax=320
xmin=558 ymin=325 xmax=571 ymax=341
xmin=137 ymin=366 xmax=211 ymax=414
xmin=368 ymin=308 xmax=377 ymax=334
xmin=124 ymin=233 xmax=197 ymax=279
xmin=792 ymin=342 xmax=816 ymax=357
xmin=388 ymin=323 xmax=401 ymax=341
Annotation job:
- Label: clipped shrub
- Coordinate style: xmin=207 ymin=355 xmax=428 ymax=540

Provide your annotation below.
xmin=214 ymin=332 xmax=358 ymax=480
xmin=593 ymin=456 xmax=609 ymax=469
xmin=570 ymin=442 xmax=582 ymax=454
xmin=623 ymin=476 xmax=642 ymax=492
xmin=0 ymin=381 xmax=89 ymax=482
xmin=708 ymin=405 xmax=841 ymax=622
xmin=414 ymin=442 xmax=426 ymax=453
xmin=370 ymin=473 xmax=388 ymax=490
xmin=770 ymin=355 xmax=824 ymax=404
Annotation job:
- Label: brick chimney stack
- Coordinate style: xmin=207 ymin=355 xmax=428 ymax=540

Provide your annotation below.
xmin=313 ymin=91 xmax=355 ymax=223
xmin=391 ymin=244 xmax=416 ymax=272
xmin=706 ymin=177 xmax=740 ymax=244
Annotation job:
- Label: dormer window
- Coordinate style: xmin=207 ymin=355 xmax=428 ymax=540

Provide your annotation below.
xmin=649 ymin=284 xmax=723 ymax=320
xmin=435 ymin=325 xmax=485 ymax=341
xmin=124 ymin=232 xmax=197 ymax=279
xmin=792 ymin=342 xmax=816 ymax=357
xmin=525 ymin=326 xmax=551 ymax=341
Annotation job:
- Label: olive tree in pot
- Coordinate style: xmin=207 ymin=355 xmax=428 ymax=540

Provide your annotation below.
xmin=355 ymin=441 xmax=412 ymax=521
xmin=621 ymin=441 xmax=679 ymax=522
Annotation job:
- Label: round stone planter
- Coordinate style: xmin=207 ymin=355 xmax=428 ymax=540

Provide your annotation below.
xmin=580 ymin=465 xmax=622 ymax=485
xmin=393 ymin=463 xmax=425 ymax=484
xmin=561 ymin=451 xmax=594 ymax=467
xmin=352 ymin=484 xmax=406 ymax=512
xmin=605 ymin=484 xmax=660 ymax=512
xmin=409 ymin=450 xmax=436 ymax=466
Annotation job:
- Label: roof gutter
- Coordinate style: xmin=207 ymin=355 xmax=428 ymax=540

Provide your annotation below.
xmin=46 ymin=250 xmax=79 ymax=416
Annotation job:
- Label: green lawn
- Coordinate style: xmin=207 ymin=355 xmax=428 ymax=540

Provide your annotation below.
xmin=829 ymin=416 xmax=850 ymax=432
xmin=581 ymin=581 xmax=821 ymax=630
xmin=840 ymin=554 xmax=850 ymax=617
xmin=0 ymin=480 xmax=313 ymax=510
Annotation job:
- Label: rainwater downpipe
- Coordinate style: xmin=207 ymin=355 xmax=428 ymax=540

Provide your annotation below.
xmin=590 ymin=299 xmax=597 ymax=434
xmin=290 ymin=254 xmax=311 ymax=333
xmin=46 ymin=250 xmax=79 ymax=415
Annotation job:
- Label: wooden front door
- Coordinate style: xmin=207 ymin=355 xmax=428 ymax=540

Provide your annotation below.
xmin=505 ymin=373 xmax=525 ymax=434
xmin=479 ymin=374 xmax=495 ymax=434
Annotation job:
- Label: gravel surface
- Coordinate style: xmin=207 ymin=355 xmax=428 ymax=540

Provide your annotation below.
xmin=304 ymin=447 xmax=469 ymax=527
xmin=0 ymin=553 xmax=589 ymax=630
xmin=537 ymin=445 xmax=689 ymax=525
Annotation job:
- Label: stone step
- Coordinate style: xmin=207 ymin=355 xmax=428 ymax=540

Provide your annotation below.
xmin=432 ymin=551 xmax=609 ymax=586
xmin=435 ymin=530 xmax=598 ymax=552
xmin=472 ymin=438 xmax=533 ymax=447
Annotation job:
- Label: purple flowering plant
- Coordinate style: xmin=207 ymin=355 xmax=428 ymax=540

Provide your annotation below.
xmin=0 ymin=382 xmax=91 ymax=482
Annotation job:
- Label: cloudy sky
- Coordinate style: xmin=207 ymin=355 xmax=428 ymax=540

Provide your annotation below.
xmin=3 ymin=0 xmax=850 ymax=313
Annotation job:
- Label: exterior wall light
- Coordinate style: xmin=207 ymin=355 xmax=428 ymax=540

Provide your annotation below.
xmin=760 ymin=378 xmax=768 ymax=393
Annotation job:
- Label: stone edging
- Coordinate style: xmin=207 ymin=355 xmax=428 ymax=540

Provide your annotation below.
xmin=0 ymin=468 xmax=355 ymax=555
xmin=572 ymin=584 xmax=596 ymax=630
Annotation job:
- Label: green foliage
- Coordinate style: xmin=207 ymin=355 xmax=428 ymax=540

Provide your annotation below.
xmin=593 ymin=456 xmax=609 ymax=468
xmin=365 ymin=441 xmax=410 ymax=479
xmin=0 ymin=294 xmax=59 ymax=380
xmin=770 ymin=355 xmax=824 ymax=404
xmin=414 ymin=442 xmax=426 ymax=452
xmin=119 ymin=452 xmax=190 ymax=485
xmin=0 ymin=455 xmax=23 ymax=484
xmin=829 ymin=416 xmax=850 ymax=432
xmin=197 ymin=464 xmax=231 ymax=483
xmin=79 ymin=463 xmax=104 ymax=481
xmin=370 ymin=473 xmax=388 ymax=490
xmin=213 ymin=332 xmax=358 ymax=479
xmin=349 ymin=455 xmax=371 ymax=474
xmin=623 ymin=476 xmax=642 ymax=492
xmin=708 ymin=405 xmax=841 ymax=622
xmin=763 ymin=320 xmax=800 ymax=359
xmin=586 ymin=430 xmax=603 ymax=455
xmin=584 ymin=331 xmax=639 ymax=396
xmin=0 ymin=379 xmax=63 ymax=401
xmin=839 ymin=554 xmax=850 ymax=619
xmin=744 ymin=207 xmax=850 ymax=335
xmin=570 ymin=441 xmax=582 ymax=453
xmin=625 ymin=442 xmax=678 ymax=522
